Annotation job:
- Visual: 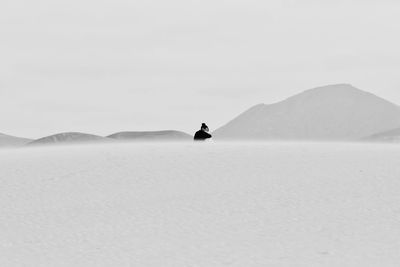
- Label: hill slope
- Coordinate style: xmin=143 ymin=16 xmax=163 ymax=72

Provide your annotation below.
xmin=362 ymin=127 xmax=400 ymax=143
xmin=29 ymin=132 xmax=111 ymax=146
xmin=0 ymin=133 xmax=32 ymax=147
xmin=214 ymin=84 xmax=400 ymax=140
xmin=108 ymin=130 xmax=192 ymax=141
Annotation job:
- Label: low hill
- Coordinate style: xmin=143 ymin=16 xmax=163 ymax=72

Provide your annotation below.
xmin=362 ymin=128 xmax=400 ymax=143
xmin=213 ymin=84 xmax=400 ymax=141
xmin=108 ymin=130 xmax=192 ymax=141
xmin=28 ymin=132 xmax=111 ymax=146
xmin=0 ymin=133 xmax=32 ymax=147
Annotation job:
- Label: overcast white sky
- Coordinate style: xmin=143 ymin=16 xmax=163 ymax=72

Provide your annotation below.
xmin=1 ymin=0 xmax=400 ymax=138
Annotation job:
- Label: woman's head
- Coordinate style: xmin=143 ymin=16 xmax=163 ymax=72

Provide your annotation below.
xmin=201 ymin=123 xmax=209 ymax=132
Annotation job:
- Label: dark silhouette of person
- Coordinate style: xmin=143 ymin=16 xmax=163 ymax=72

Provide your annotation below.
xmin=194 ymin=123 xmax=212 ymax=141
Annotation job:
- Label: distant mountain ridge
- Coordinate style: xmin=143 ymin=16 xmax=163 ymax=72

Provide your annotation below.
xmin=25 ymin=130 xmax=192 ymax=146
xmin=213 ymin=84 xmax=400 ymax=141
xmin=0 ymin=133 xmax=32 ymax=147
xmin=3 ymin=84 xmax=400 ymax=146
xmin=28 ymin=132 xmax=110 ymax=146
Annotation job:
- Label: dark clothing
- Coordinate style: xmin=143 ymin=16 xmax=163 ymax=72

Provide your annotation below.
xmin=194 ymin=130 xmax=212 ymax=141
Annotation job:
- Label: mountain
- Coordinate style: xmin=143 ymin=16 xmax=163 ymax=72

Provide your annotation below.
xmin=213 ymin=84 xmax=400 ymax=141
xmin=28 ymin=132 xmax=111 ymax=146
xmin=362 ymin=127 xmax=400 ymax=143
xmin=108 ymin=130 xmax=192 ymax=142
xmin=0 ymin=133 xmax=32 ymax=147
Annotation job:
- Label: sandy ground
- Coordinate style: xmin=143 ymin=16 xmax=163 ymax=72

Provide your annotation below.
xmin=1 ymin=142 xmax=400 ymax=266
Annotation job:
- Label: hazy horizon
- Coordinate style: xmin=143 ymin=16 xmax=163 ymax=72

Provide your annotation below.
xmin=1 ymin=0 xmax=400 ymax=138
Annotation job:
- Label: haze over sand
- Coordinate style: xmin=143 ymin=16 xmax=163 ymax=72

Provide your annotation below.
xmin=1 ymin=142 xmax=400 ymax=266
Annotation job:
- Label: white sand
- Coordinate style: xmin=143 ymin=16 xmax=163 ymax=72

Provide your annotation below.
xmin=1 ymin=142 xmax=400 ymax=266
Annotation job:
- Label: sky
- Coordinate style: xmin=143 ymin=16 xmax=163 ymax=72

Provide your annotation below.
xmin=1 ymin=0 xmax=400 ymax=138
